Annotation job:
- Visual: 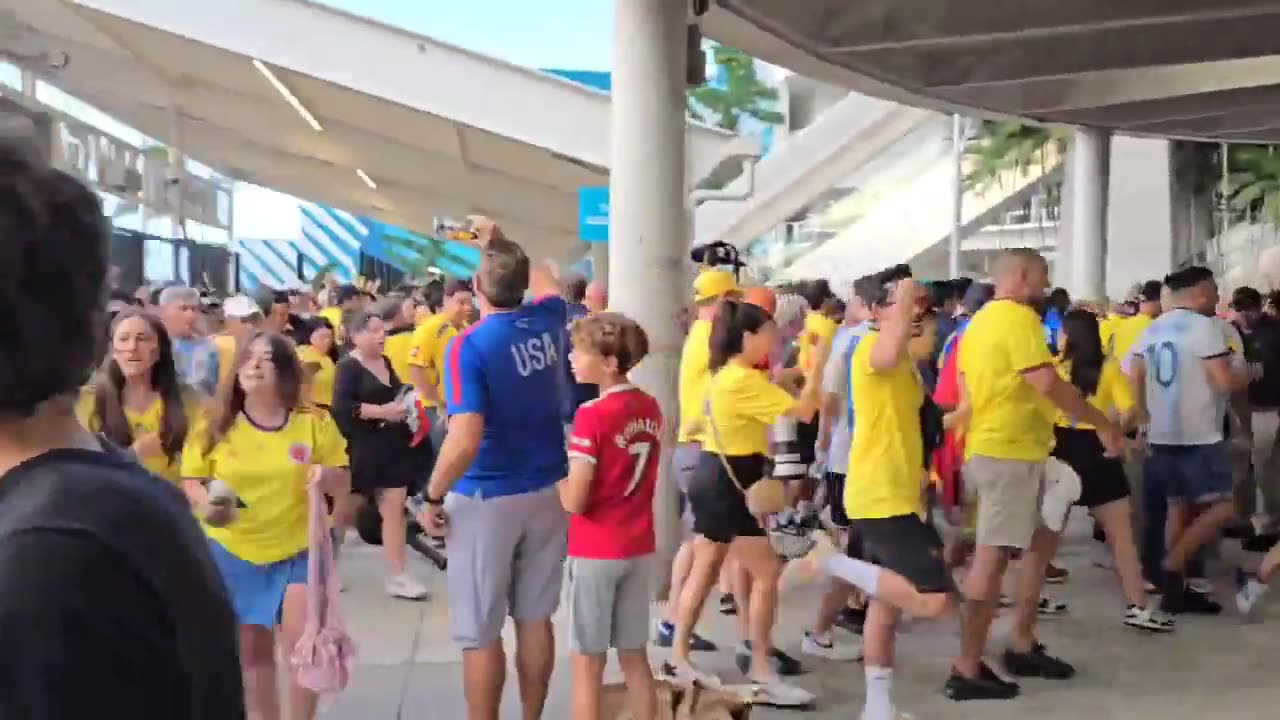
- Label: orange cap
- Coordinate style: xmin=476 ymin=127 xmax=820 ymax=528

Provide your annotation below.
xmin=743 ymin=286 xmax=777 ymax=317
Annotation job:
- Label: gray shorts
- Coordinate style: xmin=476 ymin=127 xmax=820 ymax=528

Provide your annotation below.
xmin=444 ymin=484 xmax=568 ymax=649
xmin=964 ymin=455 xmax=1045 ymax=550
xmin=671 ymin=442 xmax=702 ymax=529
xmin=566 ymin=554 xmax=654 ymax=654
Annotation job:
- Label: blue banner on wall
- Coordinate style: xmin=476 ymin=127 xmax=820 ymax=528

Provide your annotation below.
xmin=578 ymin=186 xmax=609 ymax=244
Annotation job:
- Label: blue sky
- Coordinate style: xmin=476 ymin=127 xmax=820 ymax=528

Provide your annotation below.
xmin=318 ymin=0 xmax=613 ymax=70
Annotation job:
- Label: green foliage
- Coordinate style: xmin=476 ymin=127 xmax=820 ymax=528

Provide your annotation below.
xmin=687 ymin=45 xmax=784 ymax=133
xmin=1226 ymin=145 xmax=1280 ymax=225
xmin=963 ymin=121 xmax=1066 ymax=192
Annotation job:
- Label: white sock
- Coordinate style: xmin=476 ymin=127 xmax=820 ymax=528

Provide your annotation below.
xmin=821 ymin=554 xmax=881 ymax=597
xmin=1247 ymin=578 xmax=1268 ymax=600
xmin=863 ymin=666 xmax=894 ymax=720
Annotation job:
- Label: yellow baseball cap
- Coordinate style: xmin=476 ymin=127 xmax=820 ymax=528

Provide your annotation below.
xmin=693 ymin=269 xmax=739 ymax=302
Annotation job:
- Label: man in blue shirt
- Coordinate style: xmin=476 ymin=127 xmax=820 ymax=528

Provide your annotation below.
xmin=157 ymin=286 xmax=220 ymax=396
xmin=420 ymin=217 xmax=568 ymax=720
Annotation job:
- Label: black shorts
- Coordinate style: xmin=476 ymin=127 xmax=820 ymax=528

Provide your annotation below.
xmin=825 ymin=472 xmax=850 ymax=528
xmin=687 ymin=452 xmax=767 ymax=544
xmin=795 ymin=419 xmax=819 ymax=465
xmin=1052 ymin=426 xmax=1130 ymax=509
xmin=851 ymin=514 xmax=950 ymax=594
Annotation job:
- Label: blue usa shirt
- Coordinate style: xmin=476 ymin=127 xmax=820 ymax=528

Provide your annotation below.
xmin=444 ymin=295 xmax=570 ymax=498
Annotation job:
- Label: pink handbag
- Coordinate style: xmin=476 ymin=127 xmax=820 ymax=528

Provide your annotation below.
xmin=291 ymin=472 xmax=357 ymax=696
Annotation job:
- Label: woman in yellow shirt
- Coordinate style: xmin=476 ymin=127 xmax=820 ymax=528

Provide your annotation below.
xmin=77 ymin=309 xmax=201 ymax=484
xmin=182 ymin=331 xmax=350 ymax=720
xmin=1052 ymin=309 xmax=1173 ymax=632
xmin=666 ymin=299 xmax=828 ymax=702
xmin=297 ymin=316 xmax=337 ymax=409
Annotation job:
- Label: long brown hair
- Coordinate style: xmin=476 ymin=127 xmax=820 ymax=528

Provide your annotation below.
xmin=204 ymin=331 xmax=303 ymax=453
xmin=92 ymin=309 xmax=189 ymax=463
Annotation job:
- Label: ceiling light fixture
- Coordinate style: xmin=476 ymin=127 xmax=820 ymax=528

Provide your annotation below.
xmin=252 ymin=59 xmax=323 ymax=132
xmin=356 ymin=168 xmax=377 ymax=189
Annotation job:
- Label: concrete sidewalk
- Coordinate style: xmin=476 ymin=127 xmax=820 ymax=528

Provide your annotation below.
xmin=324 ymin=519 xmax=1280 ymax=719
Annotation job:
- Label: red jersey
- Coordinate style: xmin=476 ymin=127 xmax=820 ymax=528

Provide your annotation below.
xmin=566 ymin=384 xmax=662 ymax=559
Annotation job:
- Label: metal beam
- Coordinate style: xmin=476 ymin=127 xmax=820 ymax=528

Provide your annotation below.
xmin=935 ymin=55 xmax=1280 ymax=113
xmin=818 ymin=0 xmax=1280 ymax=52
xmin=909 ymin=18 xmax=1280 ymax=90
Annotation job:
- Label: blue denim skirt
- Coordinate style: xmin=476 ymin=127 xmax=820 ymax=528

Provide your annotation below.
xmin=208 ymin=539 xmax=308 ymax=628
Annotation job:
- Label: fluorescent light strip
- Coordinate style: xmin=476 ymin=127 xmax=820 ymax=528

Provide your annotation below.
xmin=252 ymin=59 xmax=323 ymax=132
xmin=356 ymin=168 xmax=377 ymax=189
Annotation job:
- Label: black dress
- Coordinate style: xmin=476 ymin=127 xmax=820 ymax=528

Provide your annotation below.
xmin=331 ymin=354 xmax=433 ymax=496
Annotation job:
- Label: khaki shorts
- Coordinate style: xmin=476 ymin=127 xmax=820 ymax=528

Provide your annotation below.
xmin=964 ymin=455 xmax=1045 ymax=550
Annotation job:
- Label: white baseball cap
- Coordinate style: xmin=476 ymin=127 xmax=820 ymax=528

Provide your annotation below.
xmin=222 ymin=295 xmax=261 ymax=319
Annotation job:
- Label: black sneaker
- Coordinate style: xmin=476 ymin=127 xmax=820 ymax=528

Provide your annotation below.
xmin=943 ymin=662 xmax=1020 ymax=701
xmin=835 ymin=605 xmax=866 ymax=635
xmin=735 ymin=642 xmax=803 ymax=676
xmin=719 ymin=593 xmax=738 ymax=616
xmin=1159 ymin=572 xmax=1186 ymax=614
xmin=1003 ymin=643 xmax=1075 ymax=680
xmin=1181 ymin=587 xmax=1223 ymax=615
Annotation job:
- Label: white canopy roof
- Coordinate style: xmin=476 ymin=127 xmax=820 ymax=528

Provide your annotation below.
xmin=10 ymin=0 xmax=740 ymax=261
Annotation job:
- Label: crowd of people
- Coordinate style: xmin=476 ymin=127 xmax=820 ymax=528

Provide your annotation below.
xmin=2 ymin=134 xmax=1279 ymax=720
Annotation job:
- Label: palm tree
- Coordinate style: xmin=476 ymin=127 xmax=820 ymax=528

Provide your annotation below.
xmin=687 ymin=44 xmax=784 ymax=132
xmin=963 ymin=121 xmax=1066 ymax=193
xmin=1226 ymin=144 xmax=1280 ymax=225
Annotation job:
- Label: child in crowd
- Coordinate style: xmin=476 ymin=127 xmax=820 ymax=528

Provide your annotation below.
xmin=558 ymin=312 xmax=662 ymax=720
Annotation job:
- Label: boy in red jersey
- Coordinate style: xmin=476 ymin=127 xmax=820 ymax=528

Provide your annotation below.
xmin=559 ymin=312 xmax=662 ymax=720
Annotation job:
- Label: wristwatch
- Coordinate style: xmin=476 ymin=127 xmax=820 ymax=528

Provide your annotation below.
xmin=424 ymin=492 xmax=445 ymax=506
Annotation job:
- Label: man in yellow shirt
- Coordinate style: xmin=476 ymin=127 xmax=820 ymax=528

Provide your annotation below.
xmin=654 ymin=268 xmax=738 ymax=652
xmin=1111 ymin=280 xmax=1162 ymax=362
xmin=949 ymin=248 xmax=1123 ymax=699
xmin=818 ymin=267 xmax=951 ymax=720
xmin=407 ymin=279 xmax=474 ymax=428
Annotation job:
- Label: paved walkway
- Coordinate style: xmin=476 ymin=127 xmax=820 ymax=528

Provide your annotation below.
xmin=324 ymin=518 xmax=1280 ymax=718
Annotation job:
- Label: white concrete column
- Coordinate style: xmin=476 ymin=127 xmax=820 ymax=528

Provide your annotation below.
xmin=1067 ymin=127 xmax=1111 ymax=302
xmin=609 ymin=0 xmax=687 ymax=596
xmin=168 ymin=102 xmax=188 ymax=240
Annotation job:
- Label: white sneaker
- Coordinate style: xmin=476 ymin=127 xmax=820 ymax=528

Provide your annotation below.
xmin=1237 ymin=576 xmax=1268 ymax=619
xmin=386 ymin=573 xmax=429 ymax=600
xmin=1037 ymin=596 xmax=1068 ymax=616
xmin=1124 ymin=605 xmax=1175 ymax=632
xmin=800 ymin=630 xmax=862 ymax=661
xmin=749 ymin=675 xmax=815 ymax=707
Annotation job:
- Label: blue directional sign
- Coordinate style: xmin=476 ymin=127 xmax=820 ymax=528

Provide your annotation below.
xmin=578 ymin=186 xmax=609 ymax=244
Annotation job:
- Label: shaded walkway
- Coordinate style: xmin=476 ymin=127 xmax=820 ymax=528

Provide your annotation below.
xmin=325 ymin=516 xmax=1280 ymax=718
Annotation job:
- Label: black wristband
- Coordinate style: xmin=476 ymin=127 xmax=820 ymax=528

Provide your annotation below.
xmin=424 ymin=492 xmax=445 ymax=506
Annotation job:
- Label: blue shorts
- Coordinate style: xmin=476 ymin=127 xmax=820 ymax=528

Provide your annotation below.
xmin=1145 ymin=442 xmax=1233 ymax=506
xmin=208 ymin=539 xmax=308 ymax=628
